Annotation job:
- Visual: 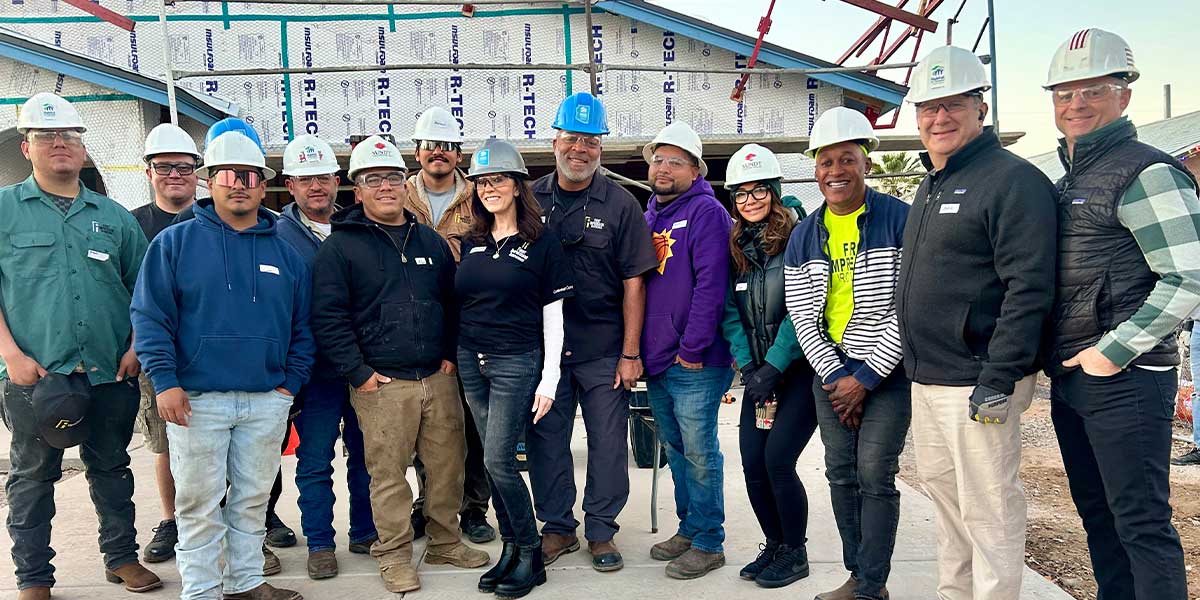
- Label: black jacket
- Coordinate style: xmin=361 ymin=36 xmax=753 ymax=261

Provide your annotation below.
xmin=896 ymin=128 xmax=1057 ymax=393
xmin=311 ymin=204 xmax=457 ymax=386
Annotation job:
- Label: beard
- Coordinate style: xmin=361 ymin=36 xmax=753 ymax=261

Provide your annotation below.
xmin=555 ymin=151 xmax=599 ymax=183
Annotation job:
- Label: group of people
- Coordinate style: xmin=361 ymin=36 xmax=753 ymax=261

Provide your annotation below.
xmin=1 ymin=26 xmax=1196 ymax=600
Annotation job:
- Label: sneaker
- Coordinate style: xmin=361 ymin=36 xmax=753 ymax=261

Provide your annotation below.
xmin=263 ymin=546 xmax=282 ymax=576
xmin=753 ymin=543 xmax=809 ymax=588
xmin=665 ymin=547 xmax=725 ymax=580
xmin=143 ymin=519 xmax=177 ymax=563
xmin=1171 ymin=448 xmax=1200 ymax=466
xmin=348 ymin=535 xmax=378 ymax=555
xmin=738 ymin=540 xmax=779 ymax=580
xmin=425 ymin=542 xmax=491 ymax=568
xmin=410 ymin=510 xmax=428 ymax=540
xmin=649 ymin=534 xmax=691 ymax=561
xmin=265 ymin=512 xmax=297 ymax=548
xmin=460 ymin=512 xmax=497 ymax=544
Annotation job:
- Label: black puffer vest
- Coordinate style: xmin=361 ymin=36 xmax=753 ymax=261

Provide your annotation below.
xmin=732 ymin=225 xmax=788 ymax=366
xmin=1048 ymin=118 xmax=1198 ymax=374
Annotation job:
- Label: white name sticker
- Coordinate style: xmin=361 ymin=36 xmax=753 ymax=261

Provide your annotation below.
xmin=735 ymin=282 xmax=749 ymax=291
xmin=469 ymin=246 xmax=488 ymax=254
xmin=939 ymin=203 xmax=960 ymax=214
xmin=415 ymin=257 xmax=429 ymax=265
xmin=672 ymin=220 xmax=688 ymax=230
xmin=259 ymin=264 xmax=280 ymax=275
xmin=86 ymin=249 xmax=110 ymax=262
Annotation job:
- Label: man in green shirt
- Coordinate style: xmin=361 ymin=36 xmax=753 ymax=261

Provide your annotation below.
xmin=0 ymin=93 xmax=158 ymax=600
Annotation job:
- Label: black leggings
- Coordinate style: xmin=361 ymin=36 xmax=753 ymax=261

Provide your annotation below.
xmin=738 ymin=362 xmax=818 ymax=547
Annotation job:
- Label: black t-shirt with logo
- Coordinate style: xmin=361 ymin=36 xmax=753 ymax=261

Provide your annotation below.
xmin=455 ymin=231 xmax=574 ymax=355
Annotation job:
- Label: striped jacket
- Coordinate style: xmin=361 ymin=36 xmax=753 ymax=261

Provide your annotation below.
xmin=784 ymin=188 xmax=908 ymax=389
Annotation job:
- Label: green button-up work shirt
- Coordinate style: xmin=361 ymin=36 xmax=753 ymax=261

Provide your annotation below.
xmin=0 ymin=175 xmax=148 ymax=384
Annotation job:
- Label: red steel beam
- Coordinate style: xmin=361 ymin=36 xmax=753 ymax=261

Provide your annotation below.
xmin=837 ymin=0 xmax=912 ymax=64
xmin=60 ymin=0 xmax=136 ymax=31
xmin=838 ymin=0 xmax=938 ymax=33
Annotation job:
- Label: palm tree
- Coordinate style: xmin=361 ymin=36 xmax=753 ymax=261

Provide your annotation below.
xmin=870 ymin=152 xmax=924 ymax=201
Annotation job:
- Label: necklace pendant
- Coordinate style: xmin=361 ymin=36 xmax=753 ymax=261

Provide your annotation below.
xmin=492 ymin=252 xmax=501 ymax=259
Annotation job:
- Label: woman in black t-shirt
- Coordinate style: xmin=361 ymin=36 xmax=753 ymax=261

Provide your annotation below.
xmin=456 ymin=138 xmax=573 ymax=599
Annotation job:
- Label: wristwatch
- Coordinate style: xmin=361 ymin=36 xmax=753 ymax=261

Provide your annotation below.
xmin=621 ymin=353 xmax=641 ymax=361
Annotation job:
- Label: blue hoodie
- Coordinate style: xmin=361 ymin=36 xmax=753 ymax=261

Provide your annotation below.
xmin=131 ymin=198 xmax=316 ymax=395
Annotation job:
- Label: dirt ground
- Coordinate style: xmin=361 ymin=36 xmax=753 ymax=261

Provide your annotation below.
xmin=899 ymin=378 xmax=1200 ymax=600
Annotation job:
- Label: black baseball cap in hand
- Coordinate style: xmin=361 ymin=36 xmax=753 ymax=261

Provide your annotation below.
xmin=32 ymin=373 xmax=91 ymax=449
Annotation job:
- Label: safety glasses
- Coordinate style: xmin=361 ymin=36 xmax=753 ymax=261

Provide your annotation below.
xmin=27 ymin=129 xmax=83 ymax=147
xmin=649 ymin=154 xmax=693 ymax=170
xmin=473 ymin=174 xmax=512 ymax=190
xmin=558 ymin=133 xmax=602 ymax=150
xmin=547 ymin=196 xmax=591 ymax=246
xmin=418 ymin=140 xmax=463 ymax=153
xmin=358 ymin=172 xmax=406 ymax=189
xmin=291 ymin=174 xmax=337 ymax=187
xmin=150 ymin=162 xmax=197 ymax=177
xmin=211 ymin=168 xmax=264 ymax=188
xmin=1051 ymin=82 xmax=1126 ymax=106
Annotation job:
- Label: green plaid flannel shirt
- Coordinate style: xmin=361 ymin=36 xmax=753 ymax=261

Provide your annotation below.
xmin=1098 ymin=163 xmax=1200 ymax=367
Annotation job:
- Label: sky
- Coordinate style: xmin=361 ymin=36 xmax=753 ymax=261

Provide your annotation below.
xmin=649 ymin=0 xmax=1199 ymax=159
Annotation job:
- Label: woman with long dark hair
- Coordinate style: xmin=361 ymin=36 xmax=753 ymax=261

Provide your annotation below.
xmin=455 ymin=138 xmax=574 ymax=599
xmin=719 ymin=144 xmax=818 ymax=589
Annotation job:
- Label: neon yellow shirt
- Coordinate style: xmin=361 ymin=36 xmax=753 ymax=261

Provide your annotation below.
xmin=823 ymin=204 xmax=865 ymax=343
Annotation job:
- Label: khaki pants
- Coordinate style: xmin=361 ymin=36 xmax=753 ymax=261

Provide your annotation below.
xmin=911 ymin=375 xmax=1035 ymax=600
xmin=350 ymin=371 xmax=466 ymax=565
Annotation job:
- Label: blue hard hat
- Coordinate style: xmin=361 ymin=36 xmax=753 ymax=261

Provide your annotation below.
xmin=552 ymin=92 xmax=609 ymax=135
xmin=205 ymin=118 xmax=264 ymax=153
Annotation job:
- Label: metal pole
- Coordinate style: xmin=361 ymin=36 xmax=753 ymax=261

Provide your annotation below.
xmin=584 ymin=0 xmax=599 ymax=95
xmin=158 ymin=0 xmax=179 ymax=123
xmin=1164 ymin=84 xmax=1172 ymax=119
xmin=601 ymin=167 xmax=651 ymax=192
xmin=986 ymin=0 xmax=999 ymax=133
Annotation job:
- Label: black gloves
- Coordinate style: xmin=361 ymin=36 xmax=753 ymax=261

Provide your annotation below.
xmin=969 ymin=384 xmax=1011 ymax=424
xmin=744 ymin=364 xmax=782 ymax=407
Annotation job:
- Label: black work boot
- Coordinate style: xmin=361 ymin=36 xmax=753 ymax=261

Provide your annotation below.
xmin=479 ymin=542 xmax=520 ymax=593
xmin=495 ymin=543 xmax=547 ymax=599
xmin=739 ymin=540 xmax=779 ymax=580
xmin=754 ymin=543 xmax=810 ymax=588
xmin=143 ymin=519 xmax=178 ymax=563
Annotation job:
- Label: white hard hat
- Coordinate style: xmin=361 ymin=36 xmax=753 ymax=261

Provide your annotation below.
xmin=725 ymin=144 xmax=782 ymax=189
xmin=143 ymin=123 xmax=201 ymax=162
xmin=806 ymin=107 xmax=880 ymax=157
xmin=1044 ymin=28 xmax=1139 ymax=89
xmin=642 ymin=121 xmax=708 ymax=176
xmin=283 ymin=134 xmax=340 ymax=176
xmin=17 ymin=92 xmax=86 ymax=134
xmin=348 ymin=135 xmax=408 ymax=181
xmin=412 ymin=107 xmax=463 ymax=143
xmin=195 ymin=132 xmax=276 ymax=180
xmin=905 ymin=45 xmax=991 ymax=104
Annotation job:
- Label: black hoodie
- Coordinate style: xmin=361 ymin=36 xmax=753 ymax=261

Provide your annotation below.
xmin=311 ymin=203 xmax=457 ymax=386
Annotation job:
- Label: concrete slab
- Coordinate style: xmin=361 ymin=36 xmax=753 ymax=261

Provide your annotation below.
xmin=0 ymin=397 xmax=1073 ymax=599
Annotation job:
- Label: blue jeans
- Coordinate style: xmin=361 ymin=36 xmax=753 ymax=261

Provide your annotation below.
xmin=293 ymin=378 xmax=376 ymax=552
xmin=1192 ymin=328 xmax=1199 ymax=448
xmin=646 ymin=364 xmax=735 ymax=553
xmin=457 ymin=347 xmax=542 ymax=548
xmin=813 ymin=374 xmax=911 ymax=600
xmin=168 ymin=390 xmax=293 ymax=600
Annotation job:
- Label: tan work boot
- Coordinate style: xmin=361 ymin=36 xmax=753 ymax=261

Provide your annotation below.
xmin=540 ymin=532 xmax=580 ymax=565
xmin=263 ymin=546 xmax=281 ymax=576
xmin=17 ymin=587 xmax=50 ymax=600
xmin=222 ymin=583 xmax=303 ymax=600
xmin=380 ymin=562 xmax=420 ymax=593
xmin=105 ymin=561 xmax=163 ymax=592
xmin=425 ymin=542 xmax=490 ymax=568
xmin=650 ymin=534 xmax=692 ymax=561
xmin=307 ymin=549 xmax=338 ymax=580
xmin=665 ymin=547 xmax=725 ymax=580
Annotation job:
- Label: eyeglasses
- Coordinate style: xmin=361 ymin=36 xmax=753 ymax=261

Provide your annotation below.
xmin=358 ymin=172 xmax=406 ymax=189
xmin=473 ymin=174 xmax=512 ymax=190
xmin=1051 ymin=82 xmax=1126 ymax=106
xmin=558 ymin=133 xmax=602 ymax=150
xmin=547 ymin=196 xmax=591 ymax=246
xmin=915 ymin=96 xmax=979 ymax=118
xmin=27 ymin=130 xmax=83 ymax=147
xmin=211 ymin=168 xmax=264 ymax=188
xmin=418 ymin=140 xmax=463 ymax=153
xmin=291 ymin=174 xmax=336 ymax=187
xmin=150 ymin=162 xmax=197 ymax=176
xmin=649 ymin=154 xmax=694 ymax=170
xmin=732 ymin=185 xmax=772 ymax=205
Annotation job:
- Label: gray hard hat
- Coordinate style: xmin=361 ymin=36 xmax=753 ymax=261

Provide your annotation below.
xmin=467 ymin=137 xmax=529 ymax=178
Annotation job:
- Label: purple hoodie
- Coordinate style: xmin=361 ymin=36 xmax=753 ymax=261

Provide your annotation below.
xmin=642 ymin=176 xmax=733 ymax=377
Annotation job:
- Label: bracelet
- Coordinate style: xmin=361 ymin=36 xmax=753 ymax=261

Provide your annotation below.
xmin=620 ymin=353 xmax=640 ymax=361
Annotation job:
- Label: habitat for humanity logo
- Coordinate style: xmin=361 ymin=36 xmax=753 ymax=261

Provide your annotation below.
xmin=930 ymin=64 xmax=946 ymax=88
xmin=477 ymin=148 xmax=490 ymax=165
xmin=575 ymin=104 xmax=590 ymax=124
xmin=299 ymin=145 xmax=322 ymax=163
xmin=41 ymin=102 xmax=56 ymax=119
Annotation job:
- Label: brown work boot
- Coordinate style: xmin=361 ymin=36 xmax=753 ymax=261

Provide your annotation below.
xmin=665 ymin=547 xmax=725 ymax=580
xmin=262 ymin=546 xmax=282 ymax=576
xmin=425 ymin=542 xmax=490 ymax=568
xmin=222 ymin=582 xmax=303 ymax=600
xmin=815 ymin=576 xmax=857 ymax=600
xmin=105 ymin=561 xmax=163 ymax=592
xmin=17 ymin=587 xmax=50 ymax=600
xmin=540 ymin=532 xmax=580 ymax=565
xmin=380 ymin=562 xmax=420 ymax=593
xmin=649 ymin=534 xmax=692 ymax=561
xmin=588 ymin=539 xmax=624 ymax=572
xmin=307 ymin=549 xmax=338 ymax=580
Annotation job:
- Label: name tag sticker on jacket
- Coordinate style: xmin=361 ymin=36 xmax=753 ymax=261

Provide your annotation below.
xmin=470 ymin=246 xmax=488 ymax=254
xmin=87 ymin=249 xmax=110 ymax=262
xmin=735 ymin=282 xmax=749 ymax=291
xmin=954 ymin=188 xmax=968 ymax=195
xmin=415 ymin=257 xmax=429 ymax=265
xmin=1072 ymin=198 xmax=1087 ymax=204
xmin=671 ymin=220 xmax=688 ymax=230
xmin=939 ymin=203 xmax=960 ymax=214
xmin=259 ymin=264 xmax=280 ymax=275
